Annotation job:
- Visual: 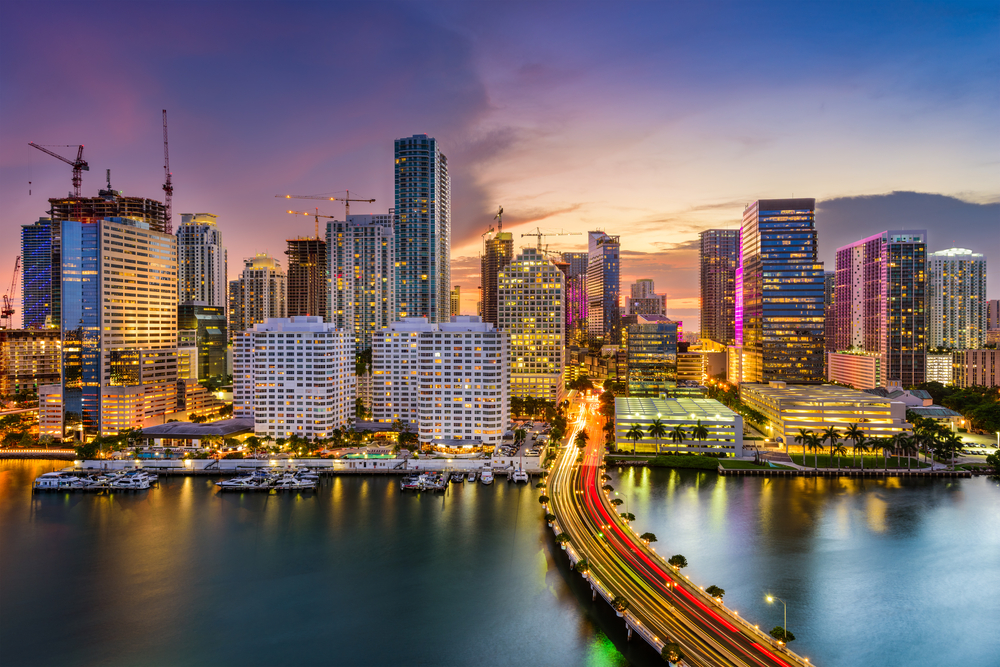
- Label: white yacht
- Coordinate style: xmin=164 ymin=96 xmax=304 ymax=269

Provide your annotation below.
xmin=110 ymin=474 xmax=150 ymax=490
xmin=511 ymin=469 xmax=529 ymax=483
xmin=480 ymin=469 xmax=494 ymax=485
xmin=33 ymin=472 xmax=86 ymax=491
xmin=467 ymin=471 xmax=477 ymax=483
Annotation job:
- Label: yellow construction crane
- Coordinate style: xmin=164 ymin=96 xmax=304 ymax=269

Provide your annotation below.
xmin=286 ymin=209 xmax=336 ymax=239
xmin=276 ymin=190 xmax=375 ymax=220
xmin=520 ymin=227 xmax=582 ymax=253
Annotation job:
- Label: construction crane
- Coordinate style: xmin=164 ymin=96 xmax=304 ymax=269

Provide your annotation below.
xmin=520 ymin=227 xmax=582 ymax=252
xmin=276 ymin=190 xmax=375 ymax=218
xmin=2 ymin=256 xmax=21 ymax=330
xmin=286 ymin=209 xmax=336 ymax=239
xmin=28 ymin=143 xmax=88 ymax=196
xmin=162 ymin=109 xmax=174 ymax=234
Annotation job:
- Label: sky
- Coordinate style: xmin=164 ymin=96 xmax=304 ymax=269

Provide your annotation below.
xmin=1 ymin=0 xmax=998 ymax=331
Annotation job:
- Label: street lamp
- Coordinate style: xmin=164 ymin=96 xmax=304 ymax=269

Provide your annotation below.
xmin=766 ymin=595 xmax=787 ymax=643
xmin=615 ymin=491 xmax=629 ymax=516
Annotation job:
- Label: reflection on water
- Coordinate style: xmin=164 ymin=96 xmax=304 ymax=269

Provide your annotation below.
xmin=612 ymin=466 xmax=1000 ymax=666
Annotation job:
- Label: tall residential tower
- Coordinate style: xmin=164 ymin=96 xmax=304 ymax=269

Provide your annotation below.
xmin=587 ymin=231 xmax=621 ymax=345
xmin=699 ymin=229 xmax=739 ymax=346
xmin=927 ymin=248 xmax=987 ymax=350
xmin=176 ymin=213 xmax=227 ymax=308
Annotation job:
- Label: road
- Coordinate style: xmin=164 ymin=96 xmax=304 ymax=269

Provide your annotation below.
xmin=548 ymin=396 xmax=813 ymax=667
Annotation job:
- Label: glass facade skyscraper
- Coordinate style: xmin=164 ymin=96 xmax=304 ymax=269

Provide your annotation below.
xmin=177 ymin=303 xmax=227 ymax=383
xmin=20 ymin=217 xmax=59 ymax=329
xmin=624 ymin=315 xmax=678 ymax=397
xmin=699 ymin=229 xmax=739 ymax=345
xmin=587 ymin=231 xmax=621 ymax=345
xmin=394 ymin=134 xmax=451 ymax=323
xmin=740 ymin=198 xmax=825 ymax=384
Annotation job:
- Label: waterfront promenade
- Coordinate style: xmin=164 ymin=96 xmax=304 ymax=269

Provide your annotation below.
xmin=548 ymin=401 xmax=813 ymax=666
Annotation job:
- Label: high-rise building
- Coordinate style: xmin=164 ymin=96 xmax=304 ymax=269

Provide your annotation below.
xmin=394 ymin=134 xmax=451 ymax=322
xmin=623 ymin=314 xmax=677 ymax=397
xmin=20 ymin=217 xmax=59 ymax=329
xmin=371 ymin=319 xmax=422 ymax=428
xmin=176 ymin=213 xmax=227 ymax=309
xmin=327 ymin=213 xmax=396 ymax=352
xmin=450 ymin=286 xmax=461 ymax=317
xmin=227 ymin=280 xmax=242 ymax=341
xmin=627 ymin=278 xmax=667 ymax=316
xmin=587 ymin=231 xmax=621 ymax=345
xmin=951 ymin=348 xmax=999 ymax=388
xmin=739 ymin=198 xmax=825 ymax=384
xmin=928 ymin=248 xmax=987 ymax=350
xmin=0 ymin=329 xmax=61 ymax=397
xmin=987 ymin=300 xmax=1000 ymax=331
xmin=177 ymin=303 xmax=227 ymax=383
xmin=50 ymin=216 xmax=178 ymax=439
xmin=285 ymin=237 xmax=328 ymax=320
xmin=233 ymin=316 xmax=354 ymax=440
xmin=48 ymin=187 xmax=168 ymax=233
xmin=232 ymin=254 xmax=286 ymax=334
xmin=561 ymin=251 xmax=588 ymax=346
xmin=824 ymin=271 xmax=836 ymax=358
xmin=834 ymin=230 xmax=927 ymax=387
xmin=499 ymin=247 xmax=565 ymax=402
xmin=699 ymin=229 xmax=739 ymax=346
xmin=481 ymin=231 xmax=514 ymax=327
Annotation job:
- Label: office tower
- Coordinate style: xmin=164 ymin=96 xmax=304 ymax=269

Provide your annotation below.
xmin=176 ymin=213 xmax=227 ymax=308
xmin=327 ymin=213 xmax=396 ymax=351
xmin=627 ymin=278 xmax=667 ymax=316
xmin=987 ymin=300 xmax=1000 ymax=331
xmin=928 ymin=248 xmax=987 ymax=350
xmin=233 ymin=316 xmax=354 ymax=440
xmin=372 ymin=316 xmax=509 ymax=452
xmin=177 ymin=303 xmax=227 ymax=383
xmin=834 ymin=230 xmax=927 ymax=387
xmin=624 ymin=315 xmax=677 ymax=397
xmin=499 ymin=247 xmax=565 ymax=402
xmin=561 ymin=251 xmax=588 ymax=346
xmin=824 ymin=271 xmax=836 ymax=352
xmin=587 ymin=231 xmax=621 ymax=345
xmin=699 ymin=229 xmax=739 ymax=346
xmin=951 ymin=349 xmax=999 ymax=388
xmin=0 ymin=329 xmax=61 ymax=397
xmin=740 ymin=198 xmax=825 ymax=384
xmin=176 ymin=330 xmax=198 ymax=380
xmin=450 ymin=286 xmax=461 ymax=317
xmin=285 ymin=236 xmax=328 ymax=319
xmin=481 ymin=230 xmax=514 ymax=327
xmin=20 ymin=218 xmax=59 ymax=329
xmin=227 ymin=280 xmax=242 ymax=340
xmin=232 ymin=254 xmax=286 ymax=333
xmin=394 ymin=134 xmax=451 ymax=322
xmin=51 ymin=216 xmax=177 ymax=439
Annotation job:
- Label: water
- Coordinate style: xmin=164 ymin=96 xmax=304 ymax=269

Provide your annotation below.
xmin=2 ymin=461 xmax=998 ymax=666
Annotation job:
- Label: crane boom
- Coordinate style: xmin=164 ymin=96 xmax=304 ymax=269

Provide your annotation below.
xmin=520 ymin=227 xmax=582 ymax=251
xmin=287 ymin=209 xmax=336 ymax=240
xmin=277 ymin=191 xmax=375 ymax=218
xmin=162 ymin=110 xmax=174 ymax=234
xmin=2 ymin=255 xmax=21 ymax=330
xmin=28 ymin=143 xmax=89 ymax=196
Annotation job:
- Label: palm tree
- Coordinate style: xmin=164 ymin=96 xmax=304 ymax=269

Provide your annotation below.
xmin=574 ymin=429 xmax=589 ymax=450
xmin=692 ymin=419 xmax=709 ymax=444
xmin=941 ymin=431 xmax=963 ymax=470
xmin=882 ymin=437 xmax=894 ymax=470
xmin=647 ymin=418 xmax=667 ymax=455
xmin=854 ymin=438 xmax=870 ymax=471
xmin=822 ymin=425 xmax=839 ymax=469
xmin=831 ymin=442 xmax=848 ymax=469
xmin=669 ymin=425 xmax=686 ymax=451
xmin=625 ymin=424 xmax=644 ymax=454
xmin=896 ymin=434 xmax=917 ymax=471
xmin=793 ymin=429 xmax=813 ymax=466
xmin=806 ymin=432 xmax=823 ymax=470
xmin=843 ymin=424 xmax=864 ymax=468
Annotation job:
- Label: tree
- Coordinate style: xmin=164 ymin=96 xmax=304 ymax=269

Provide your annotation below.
xmin=602 ymin=484 xmax=614 ymax=493
xmin=669 ymin=425 xmax=686 ymax=450
xmin=706 ymin=585 xmax=725 ymax=600
xmin=822 ymin=425 xmax=840 ymax=468
xmin=794 ymin=428 xmax=813 ymax=465
xmin=806 ymin=432 xmax=823 ymax=470
xmin=573 ymin=558 xmax=590 ymax=574
xmin=985 ymin=450 xmax=1000 ymax=473
xmin=769 ymin=626 xmax=796 ymax=643
xmin=667 ymin=554 xmax=687 ymax=569
xmin=831 ymin=442 xmax=848 ymax=470
xmin=895 ymin=434 xmax=917 ymax=470
xmin=626 ymin=424 xmax=644 ymax=454
xmin=574 ymin=429 xmax=589 ymax=449
xmin=538 ymin=495 xmax=550 ymax=505
xmin=844 ymin=424 xmax=865 ymax=468
xmin=620 ymin=512 xmax=635 ymax=522
xmin=661 ymin=642 xmax=684 ymax=664
xmin=611 ymin=595 xmax=629 ymax=613
xmin=648 ymin=418 xmax=667 ymax=455
xmin=640 ymin=532 xmax=657 ymax=544
xmin=610 ymin=498 xmax=623 ymax=507
xmin=854 ymin=438 xmax=871 ymax=471
xmin=692 ymin=419 xmax=709 ymax=444
xmin=74 ymin=440 xmax=99 ymax=459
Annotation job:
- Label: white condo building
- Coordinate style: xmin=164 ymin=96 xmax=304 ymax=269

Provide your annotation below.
xmin=231 ymin=253 xmax=287 ymax=334
xmin=372 ymin=316 xmax=509 ymax=452
xmin=498 ymin=247 xmax=565 ymax=402
xmin=928 ymin=248 xmax=987 ymax=350
xmin=176 ymin=213 xmax=227 ymax=309
xmin=233 ymin=317 xmax=354 ymax=440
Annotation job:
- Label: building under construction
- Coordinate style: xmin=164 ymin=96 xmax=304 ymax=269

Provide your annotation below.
xmin=480 ymin=230 xmax=513 ymax=328
xmin=286 ymin=237 xmax=328 ymax=320
xmin=48 ymin=188 xmax=167 ymax=233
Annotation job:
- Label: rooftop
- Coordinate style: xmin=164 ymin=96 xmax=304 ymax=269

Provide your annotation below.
xmin=741 ymin=382 xmax=898 ymax=405
xmin=140 ymin=418 xmax=254 ymax=438
xmin=615 ymin=397 xmax=738 ymax=422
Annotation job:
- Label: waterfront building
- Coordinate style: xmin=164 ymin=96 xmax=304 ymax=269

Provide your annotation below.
xmin=699 ymin=229 xmax=739 ymax=346
xmin=826 ymin=351 xmax=881 ymax=390
xmin=928 ymin=248 xmax=987 ymax=350
xmin=395 ymin=134 xmax=451 ymax=322
xmin=834 ymin=230 xmax=927 ymax=387
xmin=51 ymin=216 xmax=178 ymax=439
xmin=499 ymin=247 xmax=565 ymax=403
xmin=738 ymin=199 xmax=825 ymax=384
xmin=285 ymin=236 xmax=328 ymax=320
xmin=0 ymin=329 xmax=61 ymax=397
xmin=20 ymin=217 xmax=58 ymax=329
xmin=739 ymin=381 xmax=912 ymax=444
xmin=233 ymin=316 xmax=354 ymax=440
xmin=561 ymin=251 xmax=588 ymax=346
xmin=613 ymin=397 xmax=743 ymax=456
xmin=587 ymin=232 xmax=621 ymax=345
xmin=177 ymin=303 xmax=227 ymax=383
xmin=231 ymin=254 xmax=286 ymax=334
xmin=926 ymin=353 xmax=953 ymax=386
xmin=371 ymin=318 xmax=423 ymax=428
xmin=627 ymin=278 xmax=667 ymax=316
xmin=450 ymin=286 xmax=461 ymax=317
xmin=481 ymin=231 xmax=514 ymax=327
xmin=176 ymin=213 xmax=227 ymax=309
xmin=951 ymin=349 xmax=1000 ymax=388
xmin=175 ymin=379 xmax=224 ymax=420
xmin=623 ymin=314 xmax=677 ymax=397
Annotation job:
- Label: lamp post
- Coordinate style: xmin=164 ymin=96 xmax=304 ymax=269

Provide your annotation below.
xmin=766 ymin=595 xmax=787 ymax=643
xmin=615 ymin=491 xmax=629 ymax=516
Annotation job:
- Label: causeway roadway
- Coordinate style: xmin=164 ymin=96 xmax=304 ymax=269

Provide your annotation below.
xmin=548 ymin=396 xmax=814 ymax=667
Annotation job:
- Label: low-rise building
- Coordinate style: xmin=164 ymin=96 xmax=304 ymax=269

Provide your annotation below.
xmin=952 ymin=349 xmax=1000 ymax=388
xmin=925 ymin=353 xmax=953 ymax=386
xmin=827 ymin=351 xmax=881 ymax=390
xmin=614 ymin=396 xmax=743 ymax=456
xmin=0 ymin=329 xmax=61 ymax=397
xmin=739 ymin=381 xmax=912 ymax=444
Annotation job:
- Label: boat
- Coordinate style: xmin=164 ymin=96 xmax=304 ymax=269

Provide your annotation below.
xmin=273 ymin=473 xmax=315 ymax=491
xmin=467 ymin=472 xmax=477 ymax=483
xmin=110 ymin=475 xmax=150 ymax=490
xmin=217 ymin=475 xmax=257 ymax=489
xmin=451 ymin=472 xmax=465 ymax=483
xmin=480 ymin=469 xmax=494 ymax=485
xmin=511 ymin=469 xmax=529 ymax=483
xmin=400 ymin=475 xmax=422 ymax=491
xmin=33 ymin=472 xmax=86 ymax=491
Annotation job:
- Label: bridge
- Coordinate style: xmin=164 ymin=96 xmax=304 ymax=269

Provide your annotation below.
xmin=546 ymin=398 xmax=814 ymax=666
